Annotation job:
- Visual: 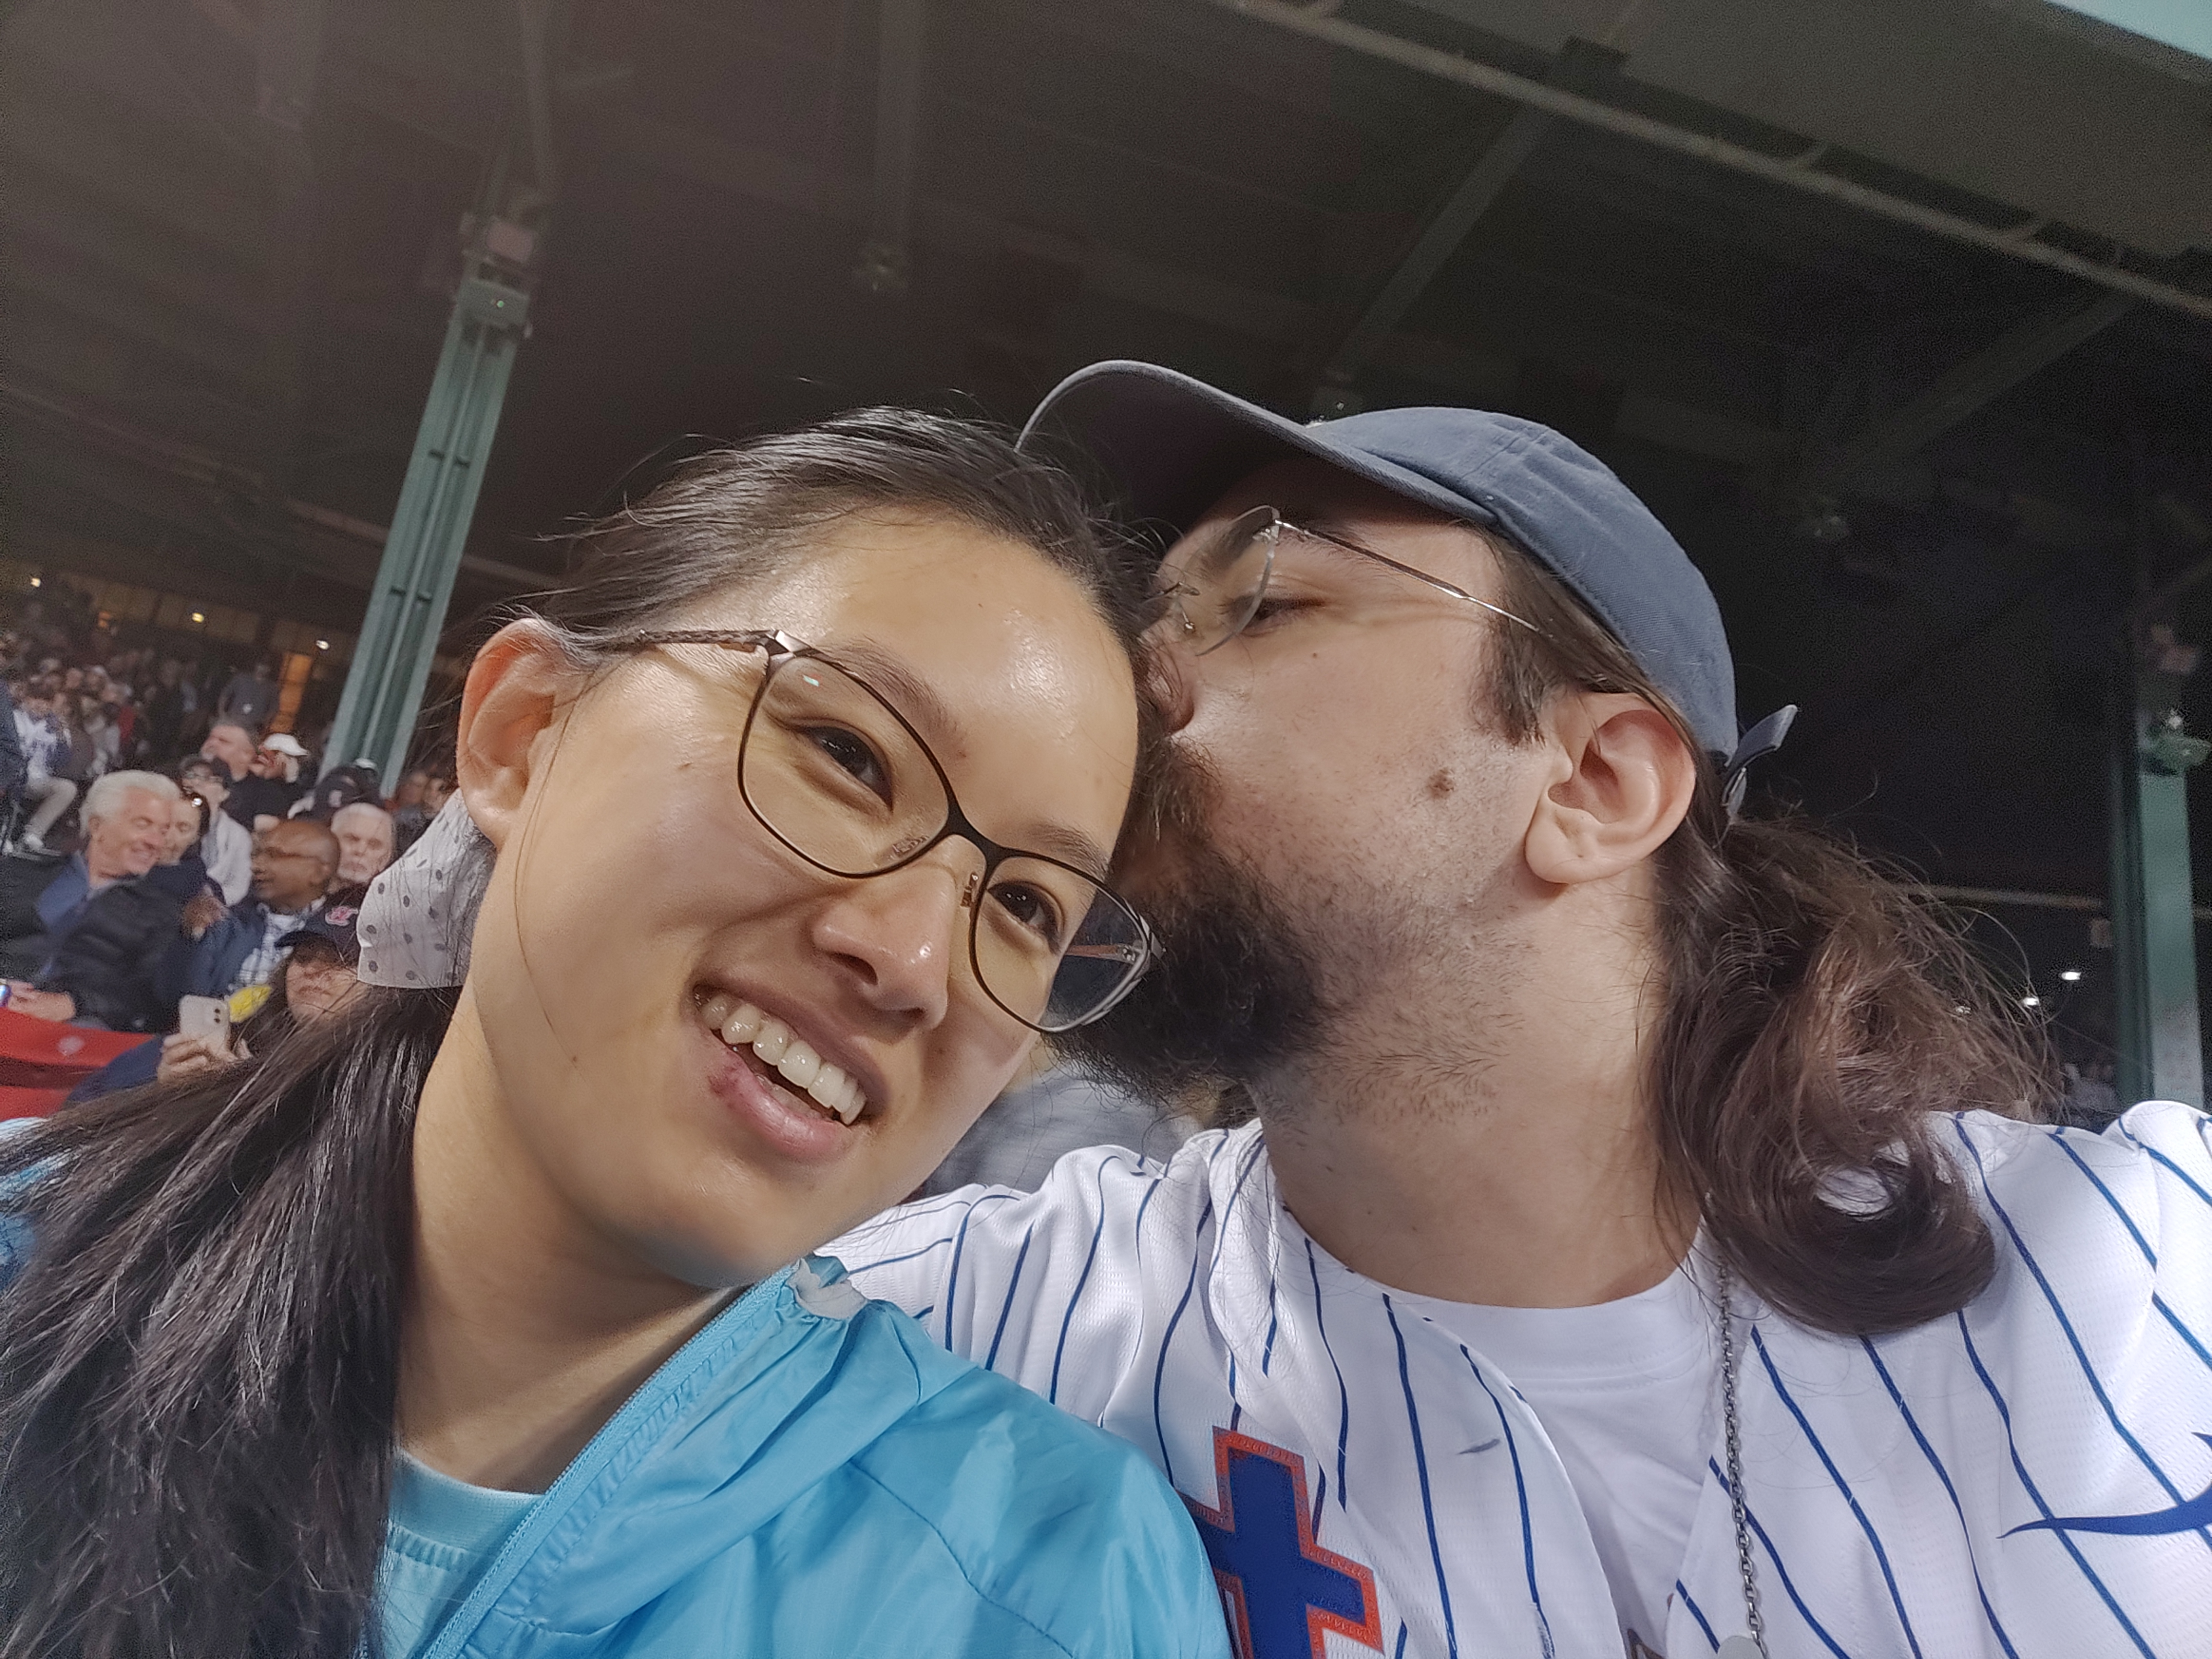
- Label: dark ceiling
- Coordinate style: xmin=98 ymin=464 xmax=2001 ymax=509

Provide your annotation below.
xmin=6 ymin=0 xmax=2212 ymax=949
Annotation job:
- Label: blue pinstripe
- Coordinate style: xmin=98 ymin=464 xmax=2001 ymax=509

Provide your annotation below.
xmin=1706 ymin=1460 xmax=1851 ymax=1659
xmin=2050 ymin=1133 xmax=2212 ymax=1376
xmin=1859 ymin=1336 xmax=2020 ymax=1658
xmin=983 ymin=1225 xmax=1035 ymax=1373
xmin=1459 ymin=1346 xmax=1546 ymax=1635
xmin=1956 ymin=1311 xmax=2158 ymax=1658
xmin=941 ymin=1190 xmax=1020 ymax=1346
xmin=1956 ymin=1124 xmax=2211 ymax=1550
xmin=2141 ymin=1144 xmax=2212 ymax=1213
xmin=1674 ymin=1580 xmax=1719 ymax=1652
xmin=1149 ymin=1190 xmax=1212 ymax=1487
xmin=1305 ymin=1237 xmax=1352 ymax=1512
xmin=1047 ymin=1154 xmax=1152 ymax=1405
xmin=1383 ymin=1296 xmax=1457 ymax=1659
xmin=1750 ymin=1328 xmax=1923 ymax=1656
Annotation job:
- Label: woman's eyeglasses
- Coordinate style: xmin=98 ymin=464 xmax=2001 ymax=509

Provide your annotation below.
xmin=1150 ymin=504 xmax=1546 ymax=655
xmin=604 ymin=629 xmax=1155 ymax=1034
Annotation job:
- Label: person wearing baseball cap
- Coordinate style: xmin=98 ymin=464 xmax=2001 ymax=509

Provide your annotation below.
xmin=842 ymin=363 xmax=2206 ymax=1655
xmin=222 ymin=730 xmax=314 ymax=830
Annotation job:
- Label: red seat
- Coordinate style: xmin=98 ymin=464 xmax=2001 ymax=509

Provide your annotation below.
xmin=0 ymin=1008 xmax=146 ymax=1088
xmin=0 ymin=1084 xmax=69 ymax=1119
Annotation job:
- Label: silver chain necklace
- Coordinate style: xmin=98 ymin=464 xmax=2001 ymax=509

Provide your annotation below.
xmin=1715 ymin=1263 xmax=1768 ymax=1659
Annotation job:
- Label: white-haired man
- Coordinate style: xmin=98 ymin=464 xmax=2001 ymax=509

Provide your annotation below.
xmin=0 ymin=769 xmax=190 ymax=1030
xmin=330 ymin=801 xmax=396 ymax=887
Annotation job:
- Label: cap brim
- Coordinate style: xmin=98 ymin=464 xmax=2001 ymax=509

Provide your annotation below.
xmin=1020 ymin=361 xmax=1499 ymax=543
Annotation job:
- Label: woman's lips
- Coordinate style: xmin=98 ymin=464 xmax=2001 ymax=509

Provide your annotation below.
xmin=699 ymin=991 xmax=867 ymax=1124
xmin=698 ymin=1020 xmax=855 ymax=1165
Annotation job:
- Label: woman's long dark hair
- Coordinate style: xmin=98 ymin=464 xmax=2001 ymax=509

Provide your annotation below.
xmin=1484 ymin=538 xmax=2055 ymax=1336
xmin=0 ymin=410 xmax=1143 ymax=1659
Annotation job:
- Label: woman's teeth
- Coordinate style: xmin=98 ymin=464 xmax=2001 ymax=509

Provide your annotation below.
xmin=698 ymin=993 xmax=866 ymax=1126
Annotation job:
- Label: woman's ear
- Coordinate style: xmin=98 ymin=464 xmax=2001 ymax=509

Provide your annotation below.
xmin=1524 ymin=691 xmax=1697 ymax=888
xmin=454 ymin=620 xmax=571 ymax=852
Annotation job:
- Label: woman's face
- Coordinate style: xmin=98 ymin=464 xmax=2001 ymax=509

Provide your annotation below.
xmin=162 ymin=797 xmax=202 ymax=863
xmin=457 ymin=516 xmax=1140 ymax=1287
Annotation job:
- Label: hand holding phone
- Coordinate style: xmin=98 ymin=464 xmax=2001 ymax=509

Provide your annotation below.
xmin=177 ymin=995 xmax=232 ymax=1043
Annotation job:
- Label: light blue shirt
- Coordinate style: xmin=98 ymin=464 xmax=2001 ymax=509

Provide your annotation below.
xmin=379 ymin=1455 xmax=536 ymax=1659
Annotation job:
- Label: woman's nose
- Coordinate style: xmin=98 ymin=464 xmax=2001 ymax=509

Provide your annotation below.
xmin=807 ymin=855 xmax=968 ymax=1027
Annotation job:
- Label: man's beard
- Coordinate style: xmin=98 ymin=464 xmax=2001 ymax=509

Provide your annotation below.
xmin=1057 ymin=749 xmax=1329 ymax=1113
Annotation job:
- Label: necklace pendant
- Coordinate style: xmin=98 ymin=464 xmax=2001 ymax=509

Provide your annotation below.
xmin=1717 ymin=1638 xmax=1764 ymax=1659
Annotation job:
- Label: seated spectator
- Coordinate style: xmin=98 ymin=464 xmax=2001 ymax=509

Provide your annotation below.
xmin=182 ymin=817 xmax=338 ymax=1000
xmin=0 ymin=679 xmax=23 ymax=831
xmin=177 ymin=757 xmax=252 ymax=905
xmin=329 ymin=801 xmax=396 ymax=886
xmin=158 ymin=792 xmax=230 ymax=940
xmin=228 ymin=733 xmax=311 ymax=830
xmin=300 ymin=759 xmax=380 ymax=822
xmin=74 ymin=904 xmax=362 ymax=1100
xmin=0 ymin=770 xmax=186 ymax=1030
xmin=387 ymin=766 xmax=429 ymax=818
xmin=12 ymin=683 xmax=75 ymax=855
xmin=200 ymin=720 xmax=258 ymax=793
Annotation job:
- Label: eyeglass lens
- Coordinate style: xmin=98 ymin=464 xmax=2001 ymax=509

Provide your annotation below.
xmin=739 ymin=652 xmax=1149 ymax=1032
xmin=1152 ymin=505 xmax=1278 ymax=656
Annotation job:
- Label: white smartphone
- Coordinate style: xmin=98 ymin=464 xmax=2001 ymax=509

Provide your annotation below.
xmin=178 ymin=995 xmax=231 ymax=1042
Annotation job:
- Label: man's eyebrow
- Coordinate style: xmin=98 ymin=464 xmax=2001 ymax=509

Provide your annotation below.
xmin=1286 ymin=510 xmax=1393 ymax=560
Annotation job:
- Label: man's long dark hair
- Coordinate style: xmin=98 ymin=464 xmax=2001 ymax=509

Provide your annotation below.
xmin=1484 ymin=540 xmax=2055 ymax=1335
xmin=0 ymin=410 xmax=1141 ymax=1659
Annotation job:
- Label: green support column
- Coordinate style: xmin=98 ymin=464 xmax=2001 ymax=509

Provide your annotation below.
xmin=2109 ymin=647 xmax=2207 ymax=1107
xmin=324 ymin=252 xmax=532 ymax=786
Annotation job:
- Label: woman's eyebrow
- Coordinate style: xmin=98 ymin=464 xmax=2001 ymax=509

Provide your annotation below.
xmin=1016 ymin=821 xmax=1112 ymax=884
xmin=827 ymin=641 xmax=966 ymax=753
xmin=830 ymin=638 xmax=1114 ymax=879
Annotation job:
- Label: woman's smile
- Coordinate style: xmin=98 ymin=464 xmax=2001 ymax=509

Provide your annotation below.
xmin=692 ymin=985 xmax=880 ymax=1166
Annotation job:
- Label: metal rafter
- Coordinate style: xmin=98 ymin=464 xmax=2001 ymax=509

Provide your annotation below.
xmin=1208 ymin=0 xmax=2212 ymax=326
xmin=1804 ymin=292 xmax=2136 ymax=496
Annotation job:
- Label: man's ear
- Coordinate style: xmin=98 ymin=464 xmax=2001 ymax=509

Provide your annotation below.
xmin=454 ymin=620 xmax=572 ymax=853
xmin=1524 ymin=691 xmax=1697 ymax=888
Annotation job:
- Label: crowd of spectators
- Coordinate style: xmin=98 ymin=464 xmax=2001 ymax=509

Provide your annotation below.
xmin=0 ymin=589 xmax=452 ymax=1069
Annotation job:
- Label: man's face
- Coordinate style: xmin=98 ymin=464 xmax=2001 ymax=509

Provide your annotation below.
xmin=333 ymin=809 xmax=395 ymax=884
xmin=252 ymin=823 xmax=336 ymax=912
xmin=1071 ymin=460 xmax=1548 ymax=1112
xmin=201 ymin=725 xmax=254 ymax=777
xmin=85 ymin=788 xmax=174 ymax=882
xmin=250 ymin=746 xmax=288 ymax=779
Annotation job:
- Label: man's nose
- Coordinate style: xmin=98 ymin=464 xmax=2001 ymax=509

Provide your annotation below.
xmin=806 ymin=852 xmax=970 ymax=1028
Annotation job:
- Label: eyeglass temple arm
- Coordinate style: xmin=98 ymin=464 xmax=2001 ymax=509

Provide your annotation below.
xmin=602 ymin=627 xmax=802 ymax=655
xmin=1288 ymin=522 xmax=1547 ymax=636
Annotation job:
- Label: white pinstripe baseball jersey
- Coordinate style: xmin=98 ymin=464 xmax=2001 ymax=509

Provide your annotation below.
xmin=830 ymin=1101 xmax=2212 ymax=1659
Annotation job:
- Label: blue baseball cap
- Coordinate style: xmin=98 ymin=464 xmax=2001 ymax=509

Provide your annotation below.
xmin=1021 ymin=360 xmax=1792 ymax=785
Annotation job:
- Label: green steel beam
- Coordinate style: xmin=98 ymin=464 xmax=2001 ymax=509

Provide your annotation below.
xmin=323 ymin=264 xmax=531 ymax=784
xmin=2108 ymin=650 xmax=2207 ymax=1107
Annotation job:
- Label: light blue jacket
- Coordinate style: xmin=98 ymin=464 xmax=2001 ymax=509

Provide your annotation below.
xmin=404 ymin=1257 xmax=1229 ymax=1659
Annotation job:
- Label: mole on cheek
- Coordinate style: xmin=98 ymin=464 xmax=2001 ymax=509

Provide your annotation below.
xmin=1426 ymin=769 xmax=1455 ymax=800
